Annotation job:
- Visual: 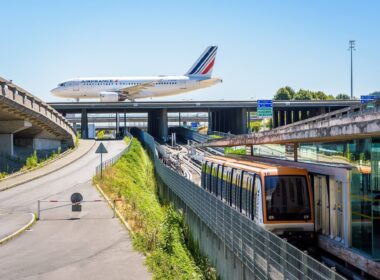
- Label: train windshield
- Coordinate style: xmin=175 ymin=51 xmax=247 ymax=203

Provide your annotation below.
xmin=265 ymin=175 xmax=311 ymax=221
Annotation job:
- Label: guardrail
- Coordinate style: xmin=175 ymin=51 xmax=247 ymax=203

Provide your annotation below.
xmin=133 ymin=127 xmax=344 ymax=280
xmin=95 ymin=132 xmax=133 ymax=174
xmin=0 ymin=76 xmax=75 ymax=143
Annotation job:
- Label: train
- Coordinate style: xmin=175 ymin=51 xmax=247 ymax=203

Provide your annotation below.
xmin=201 ymin=155 xmax=314 ymax=243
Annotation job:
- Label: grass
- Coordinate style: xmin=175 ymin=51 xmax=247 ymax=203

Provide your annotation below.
xmin=94 ymin=138 xmax=216 ymax=280
xmin=0 ymin=172 xmax=8 ymax=179
xmin=21 ymin=147 xmax=62 ymax=171
xmin=224 ymin=147 xmax=247 ymax=155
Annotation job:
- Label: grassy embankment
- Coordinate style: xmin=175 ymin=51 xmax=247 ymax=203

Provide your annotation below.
xmin=94 ymin=138 xmax=217 ymax=280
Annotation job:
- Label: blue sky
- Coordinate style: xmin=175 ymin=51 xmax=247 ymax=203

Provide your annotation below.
xmin=0 ymin=0 xmax=379 ymax=102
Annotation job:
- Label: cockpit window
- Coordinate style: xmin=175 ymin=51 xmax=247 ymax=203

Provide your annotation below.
xmin=58 ymin=82 xmax=65 ymax=87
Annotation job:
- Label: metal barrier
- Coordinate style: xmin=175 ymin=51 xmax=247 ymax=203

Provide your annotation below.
xmin=37 ymin=199 xmax=122 ymax=220
xmin=95 ymin=132 xmax=133 ymax=174
xmin=133 ymin=128 xmax=345 ymax=280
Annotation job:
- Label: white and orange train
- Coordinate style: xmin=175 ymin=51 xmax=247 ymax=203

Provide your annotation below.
xmin=201 ymin=155 xmax=314 ymax=242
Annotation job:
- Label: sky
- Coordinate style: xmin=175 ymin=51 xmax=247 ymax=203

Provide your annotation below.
xmin=0 ymin=0 xmax=379 ymax=102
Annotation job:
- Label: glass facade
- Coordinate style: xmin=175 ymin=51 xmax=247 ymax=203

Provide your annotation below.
xmin=251 ymin=138 xmax=380 ymax=259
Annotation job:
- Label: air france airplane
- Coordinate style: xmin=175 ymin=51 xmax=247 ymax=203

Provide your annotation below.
xmin=51 ymin=46 xmax=222 ymax=102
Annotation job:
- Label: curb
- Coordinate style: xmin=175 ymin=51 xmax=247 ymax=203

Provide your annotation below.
xmin=0 ymin=140 xmax=96 ymax=192
xmin=0 ymin=213 xmax=36 ymax=245
xmin=94 ymin=184 xmax=135 ymax=238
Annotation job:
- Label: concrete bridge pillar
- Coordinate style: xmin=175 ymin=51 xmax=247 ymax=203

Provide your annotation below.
xmin=0 ymin=120 xmax=32 ymax=156
xmin=285 ymin=110 xmax=292 ymax=125
xmin=279 ymin=110 xmax=285 ymax=126
xmin=81 ymin=109 xmax=88 ymax=139
xmin=293 ymin=110 xmax=300 ymax=122
xmin=207 ymin=109 xmax=247 ymax=134
xmin=300 ymin=109 xmax=308 ymax=120
xmin=148 ymin=109 xmax=168 ymax=142
xmin=33 ymin=131 xmax=61 ymax=151
xmin=272 ymin=110 xmax=278 ymax=128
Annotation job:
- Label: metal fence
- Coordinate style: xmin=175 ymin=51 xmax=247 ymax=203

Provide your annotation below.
xmin=95 ymin=132 xmax=133 ymax=174
xmin=134 ymin=128 xmax=345 ymax=280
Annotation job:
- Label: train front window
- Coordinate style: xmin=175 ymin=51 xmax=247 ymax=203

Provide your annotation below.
xmin=265 ymin=175 xmax=311 ymax=221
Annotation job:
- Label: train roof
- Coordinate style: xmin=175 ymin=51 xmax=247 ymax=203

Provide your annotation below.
xmin=204 ymin=155 xmax=309 ymax=176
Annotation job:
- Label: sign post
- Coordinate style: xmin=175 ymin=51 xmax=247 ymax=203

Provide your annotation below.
xmin=95 ymin=142 xmax=108 ymax=178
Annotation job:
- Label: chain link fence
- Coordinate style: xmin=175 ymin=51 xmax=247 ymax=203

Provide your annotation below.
xmin=133 ymin=128 xmax=345 ymax=280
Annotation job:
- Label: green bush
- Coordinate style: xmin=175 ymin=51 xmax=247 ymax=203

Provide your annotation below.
xmin=23 ymin=150 xmax=39 ymax=170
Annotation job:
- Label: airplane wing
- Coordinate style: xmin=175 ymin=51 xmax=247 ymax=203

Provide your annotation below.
xmin=115 ymin=81 xmax=158 ymax=95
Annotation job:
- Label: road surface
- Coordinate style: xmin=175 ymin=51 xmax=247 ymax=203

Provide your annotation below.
xmin=0 ymin=140 xmax=151 ymax=280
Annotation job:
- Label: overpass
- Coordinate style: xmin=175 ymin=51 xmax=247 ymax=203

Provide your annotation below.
xmin=0 ymin=77 xmax=75 ymax=157
xmin=49 ymin=100 xmax=359 ymax=140
xmin=198 ymin=102 xmax=380 ymax=150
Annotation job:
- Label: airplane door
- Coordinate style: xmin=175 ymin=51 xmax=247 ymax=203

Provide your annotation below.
xmin=73 ymin=80 xmax=80 ymax=91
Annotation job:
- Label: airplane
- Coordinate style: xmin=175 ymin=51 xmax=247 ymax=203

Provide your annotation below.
xmin=51 ymin=46 xmax=222 ymax=102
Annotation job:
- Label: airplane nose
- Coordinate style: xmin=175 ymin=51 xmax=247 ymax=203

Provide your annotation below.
xmin=51 ymin=87 xmax=61 ymax=96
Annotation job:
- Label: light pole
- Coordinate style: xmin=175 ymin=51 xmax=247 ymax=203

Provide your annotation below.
xmin=348 ymin=40 xmax=356 ymax=99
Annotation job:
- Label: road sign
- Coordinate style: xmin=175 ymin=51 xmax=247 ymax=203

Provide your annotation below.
xmin=96 ymin=143 xmax=108 ymax=178
xmin=71 ymin=193 xmax=83 ymax=212
xmin=257 ymin=100 xmax=273 ymax=117
xmin=95 ymin=142 xmax=108 ymax=154
xmin=71 ymin=193 xmax=83 ymax=203
xmin=360 ymin=95 xmax=375 ymax=103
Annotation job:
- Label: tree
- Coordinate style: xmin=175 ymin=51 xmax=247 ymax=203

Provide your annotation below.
xmin=336 ymin=93 xmax=350 ymax=100
xmin=294 ymin=89 xmax=313 ymax=100
xmin=274 ymin=87 xmax=291 ymax=100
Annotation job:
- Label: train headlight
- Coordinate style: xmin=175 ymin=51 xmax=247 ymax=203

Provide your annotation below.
xmin=303 ymin=215 xmax=310 ymax=220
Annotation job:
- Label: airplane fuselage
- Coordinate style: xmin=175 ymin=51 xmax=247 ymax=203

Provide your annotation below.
xmin=51 ymin=75 xmax=221 ymax=101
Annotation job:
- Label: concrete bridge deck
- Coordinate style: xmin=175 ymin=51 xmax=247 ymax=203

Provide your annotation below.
xmin=0 ymin=77 xmax=75 ymax=157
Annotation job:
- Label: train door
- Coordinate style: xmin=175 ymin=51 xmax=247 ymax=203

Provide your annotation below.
xmin=331 ymin=180 xmax=343 ymax=242
xmin=313 ymin=175 xmax=330 ymax=235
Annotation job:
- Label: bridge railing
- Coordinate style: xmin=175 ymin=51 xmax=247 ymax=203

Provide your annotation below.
xmin=95 ymin=132 xmax=133 ymax=174
xmin=0 ymin=77 xmax=75 ymax=140
xmin=133 ymin=128 xmax=344 ymax=280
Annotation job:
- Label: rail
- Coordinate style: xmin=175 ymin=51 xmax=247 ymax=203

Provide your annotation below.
xmin=133 ymin=127 xmax=345 ymax=280
xmin=95 ymin=132 xmax=133 ymax=174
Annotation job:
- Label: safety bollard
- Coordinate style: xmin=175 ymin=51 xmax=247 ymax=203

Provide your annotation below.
xmin=37 ymin=200 xmax=40 ymax=220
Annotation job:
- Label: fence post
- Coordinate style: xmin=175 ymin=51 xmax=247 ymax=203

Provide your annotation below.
xmin=37 ymin=200 xmax=40 ymax=220
xmin=113 ymin=199 xmax=116 ymax=218
xmin=302 ymin=250 xmax=308 ymax=280
xmin=331 ymin=267 xmax=336 ymax=280
xmin=265 ymin=230 xmax=270 ymax=278
xmin=281 ymin=238 xmax=287 ymax=278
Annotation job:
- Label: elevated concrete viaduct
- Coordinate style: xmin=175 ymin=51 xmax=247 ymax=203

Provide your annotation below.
xmin=50 ymin=100 xmax=359 ymax=140
xmin=0 ymin=77 xmax=75 ymax=158
xmin=199 ymin=103 xmax=380 ymax=148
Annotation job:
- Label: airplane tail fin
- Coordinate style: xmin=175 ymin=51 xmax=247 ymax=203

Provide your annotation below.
xmin=185 ymin=46 xmax=218 ymax=78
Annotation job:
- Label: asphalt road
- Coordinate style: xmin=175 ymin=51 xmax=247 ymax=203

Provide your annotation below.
xmin=0 ymin=140 xmax=151 ymax=280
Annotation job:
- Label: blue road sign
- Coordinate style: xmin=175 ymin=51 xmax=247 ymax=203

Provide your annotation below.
xmin=257 ymin=100 xmax=273 ymax=117
xmin=361 ymin=95 xmax=375 ymax=103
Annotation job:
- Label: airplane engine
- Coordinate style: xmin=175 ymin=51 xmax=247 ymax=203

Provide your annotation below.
xmin=99 ymin=92 xmax=127 ymax=102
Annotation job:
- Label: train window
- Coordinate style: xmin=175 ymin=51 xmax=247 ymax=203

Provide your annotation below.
xmin=242 ymin=172 xmax=254 ymax=217
xmin=211 ymin=164 xmax=219 ymax=195
xmin=222 ymin=166 xmax=231 ymax=203
xmin=201 ymin=162 xmax=207 ymax=189
xmin=217 ymin=165 xmax=224 ymax=199
xmin=265 ymin=175 xmax=311 ymax=221
xmin=232 ymin=169 xmax=242 ymax=211
xmin=207 ymin=162 xmax=213 ymax=192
